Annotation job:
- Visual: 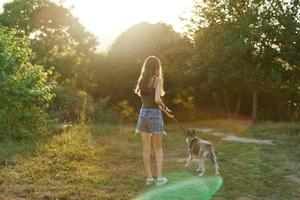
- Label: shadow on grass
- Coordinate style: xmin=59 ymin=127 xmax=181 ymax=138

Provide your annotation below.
xmin=136 ymin=171 xmax=223 ymax=200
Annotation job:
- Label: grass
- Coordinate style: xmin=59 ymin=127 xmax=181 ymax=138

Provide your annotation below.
xmin=0 ymin=137 xmax=37 ymax=166
xmin=0 ymin=119 xmax=299 ymax=199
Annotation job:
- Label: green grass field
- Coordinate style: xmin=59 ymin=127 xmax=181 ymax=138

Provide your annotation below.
xmin=0 ymin=119 xmax=299 ymax=199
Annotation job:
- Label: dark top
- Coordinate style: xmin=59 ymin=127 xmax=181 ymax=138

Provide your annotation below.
xmin=141 ymin=87 xmax=158 ymax=109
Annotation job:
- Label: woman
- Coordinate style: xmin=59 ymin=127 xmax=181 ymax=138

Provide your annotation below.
xmin=135 ymin=55 xmax=173 ymax=186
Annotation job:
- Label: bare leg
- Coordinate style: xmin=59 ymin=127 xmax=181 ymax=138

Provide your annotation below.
xmin=152 ymin=134 xmax=163 ymax=178
xmin=141 ymin=132 xmax=152 ymax=179
xmin=185 ymin=154 xmax=192 ymax=168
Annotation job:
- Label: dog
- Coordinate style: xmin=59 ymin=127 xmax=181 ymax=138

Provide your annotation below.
xmin=184 ymin=129 xmax=220 ymax=176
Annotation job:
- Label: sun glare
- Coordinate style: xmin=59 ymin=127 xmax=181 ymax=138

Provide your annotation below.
xmin=61 ymin=0 xmax=193 ymax=50
xmin=0 ymin=0 xmax=193 ymax=50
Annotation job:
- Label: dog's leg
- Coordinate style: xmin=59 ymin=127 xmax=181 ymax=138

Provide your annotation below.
xmin=185 ymin=154 xmax=192 ymax=168
xmin=198 ymin=151 xmax=208 ymax=176
xmin=196 ymin=158 xmax=201 ymax=172
xmin=210 ymin=146 xmax=220 ymax=176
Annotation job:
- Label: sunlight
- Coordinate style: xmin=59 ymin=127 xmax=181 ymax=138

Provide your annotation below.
xmin=61 ymin=0 xmax=193 ymax=50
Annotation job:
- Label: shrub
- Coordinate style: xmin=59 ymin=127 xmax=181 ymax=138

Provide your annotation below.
xmin=48 ymin=85 xmax=94 ymax=124
xmin=113 ymin=100 xmax=137 ymax=123
xmin=0 ymin=27 xmax=54 ymax=138
xmin=92 ymin=97 xmax=120 ymax=124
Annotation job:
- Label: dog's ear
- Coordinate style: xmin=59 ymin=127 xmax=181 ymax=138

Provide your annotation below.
xmin=186 ymin=130 xmax=191 ymax=136
xmin=186 ymin=129 xmax=192 ymax=137
xmin=192 ymin=129 xmax=196 ymax=136
xmin=185 ymin=131 xmax=189 ymax=137
xmin=187 ymin=129 xmax=196 ymax=137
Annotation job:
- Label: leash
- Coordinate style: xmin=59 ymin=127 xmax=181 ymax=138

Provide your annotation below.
xmin=163 ymin=110 xmax=195 ymax=151
xmin=160 ymin=108 xmax=188 ymax=135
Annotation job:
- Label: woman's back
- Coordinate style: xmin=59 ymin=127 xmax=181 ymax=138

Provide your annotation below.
xmin=141 ymin=87 xmax=158 ymax=108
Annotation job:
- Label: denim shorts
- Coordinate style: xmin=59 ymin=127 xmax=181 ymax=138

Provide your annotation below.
xmin=135 ymin=107 xmax=166 ymax=135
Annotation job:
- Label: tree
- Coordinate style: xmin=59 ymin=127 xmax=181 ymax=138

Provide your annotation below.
xmin=270 ymin=0 xmax=300 ymax=120
xmin=186 ymin=0 xmax=299 ymax=120
xmin=92 ymin=22 xmax=192 ymax=108
xmin=0 ymin=0 xmax=98 ymax=89
xmin=0 ymin=26 xmax=54 ymax=138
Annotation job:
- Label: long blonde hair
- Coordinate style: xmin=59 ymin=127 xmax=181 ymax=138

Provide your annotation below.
xmin=135 ymin=56 xmax=165 ymax=97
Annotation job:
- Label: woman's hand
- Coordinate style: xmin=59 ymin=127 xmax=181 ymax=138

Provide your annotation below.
xmin=165 ymin=106 xmax=172 ymax=113
xmin=159 ymin=105 xmax=174 ymax=118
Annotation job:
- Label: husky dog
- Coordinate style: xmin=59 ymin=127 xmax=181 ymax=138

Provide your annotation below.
xmin=184 ymin=129 xmax=220 ymax=176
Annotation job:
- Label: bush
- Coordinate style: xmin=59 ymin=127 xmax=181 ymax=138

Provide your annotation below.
xmin=113 ymin=100 xmax=137 ymax=123
xmin=49 ymin=85 xmax=122 ymax=124
xmin=0 ymin=27 xmax=54 ymax=138
xmin=49 ymin=85 xmax=94 ymax=124
xmin=93 ymin=97 xmax=120 ymax=124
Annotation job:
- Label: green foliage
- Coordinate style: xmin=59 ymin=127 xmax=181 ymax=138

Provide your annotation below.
xmin=0 ymin=137 xmax=37 ymax=165
xmin=186 ymin=0 xmax=300 ymax=120
xmin=1 ymin=0 xmax=298 ymax=122
xmin=0 ymin=26 xmax=54 ymax=138
xmin=91 ymin=22 xmax=192 ymax=108
xmin=49 ymin=85 xmax=94 ymax=124
xmin=0 ymin=0 xmax=98 ymax=89
xmin=49 ymin=85 xmax=128 ymax=124
xmin=113 ymin=100 xmax=137 ymax=122
xmin=92 ymin=97 xmax=120 ymax=124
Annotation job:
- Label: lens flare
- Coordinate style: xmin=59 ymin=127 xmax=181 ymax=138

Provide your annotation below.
xmin=136 ymin=171 xmax=223 ymax=200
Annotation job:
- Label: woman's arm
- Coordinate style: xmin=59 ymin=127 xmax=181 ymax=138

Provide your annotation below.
xmin=154 ymin=77 xmax=165 ymax=107
xmin=155 ymin=78 xmax=173 ymax=117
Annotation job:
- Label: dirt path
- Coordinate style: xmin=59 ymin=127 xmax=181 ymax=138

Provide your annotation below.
xmin=194 ymin=128 xmax=274 ymax=145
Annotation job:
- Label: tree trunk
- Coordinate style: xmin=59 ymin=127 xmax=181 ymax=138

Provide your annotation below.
xmin=224 ymin=96 xmax=231 ymax=118
xmin=217 ymin=90 xmax=231 ymax=118
xmin=234 ymin=90 xmax=242 ymax=118
xmin=251 ymin=87 xmax=257 ymax=120
xmin=287 ymin=100 xmax=292 ymax=120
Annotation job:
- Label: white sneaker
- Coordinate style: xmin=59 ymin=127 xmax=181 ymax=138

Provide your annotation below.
xmin=156 ymin=176 xmax=168 ymax=186
xmin=146 ymin=177 xmax=154 ymax=186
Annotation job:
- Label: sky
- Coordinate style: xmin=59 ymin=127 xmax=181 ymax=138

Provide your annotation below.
xmin=0 ymin=0 xmax=194 ymax=51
